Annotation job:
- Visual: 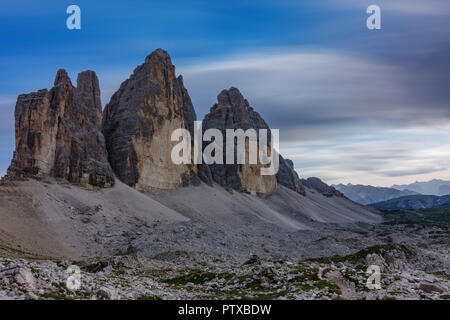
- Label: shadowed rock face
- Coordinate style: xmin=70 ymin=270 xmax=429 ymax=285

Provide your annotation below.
xmin=277 ymin=156 xmax=306 ymax=196
xmin=202 ymin=87 xmax=277 ymax=195
xmin=7 ymin=69 xmax=114 ymax=188
xmin=102 ymin=49 xmax=200 ymax=192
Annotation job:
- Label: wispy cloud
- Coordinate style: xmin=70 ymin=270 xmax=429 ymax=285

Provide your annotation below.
xmin=377 ymin=167 xmax=447 ymax=178
xmin=181 ymin=49 xmax=449 ymax=140
xmin=285 ymin=126 xmax=450 ymax=186
xmin=180 ymin=49 xmax=450 ymax=186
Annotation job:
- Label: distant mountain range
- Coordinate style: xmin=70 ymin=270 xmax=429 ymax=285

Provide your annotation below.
xmin=335 ymin=179 xmax=450 ymax=206
xmin=392 ymin=179 xmax=450 ymax=196
xmin=370 ymin=194 xmax=450 ymax=210
xmin=333 ymin=184 xmax=418 ymax=205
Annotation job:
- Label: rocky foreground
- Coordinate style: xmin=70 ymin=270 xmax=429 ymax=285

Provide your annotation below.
xmin=1 ymin=211 xmax=449 ymax=300
xmin=0 ymin=244 xmax=448 ymax=300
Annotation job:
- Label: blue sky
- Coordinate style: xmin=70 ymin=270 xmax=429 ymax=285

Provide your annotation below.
xmin=1 ymin=0 xmax=450 ymax=186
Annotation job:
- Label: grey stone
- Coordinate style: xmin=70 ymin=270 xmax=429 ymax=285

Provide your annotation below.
xmin=96 ymin=286 xmax=119 ymax=300
xmin=0 ymin=266 xmax=36 ymax=289
xmin=419 ymin=281 xmax=445 ymax=293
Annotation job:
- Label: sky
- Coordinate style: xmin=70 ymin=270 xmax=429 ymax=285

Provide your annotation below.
xmin=1 ymin=0 xmax=450 ymax=187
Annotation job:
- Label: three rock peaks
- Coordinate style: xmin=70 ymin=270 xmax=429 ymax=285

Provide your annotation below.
xmin=7 ymin=49 xmax=308 ymax=196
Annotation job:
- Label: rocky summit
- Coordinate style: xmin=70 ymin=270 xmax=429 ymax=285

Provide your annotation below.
xmin=202 ymin=87 xmax=278 ymax=195
xmin=7 ymin=69 xmax=114 ymax=188
xmin=102 ymin=49 xmax=200 ymax=192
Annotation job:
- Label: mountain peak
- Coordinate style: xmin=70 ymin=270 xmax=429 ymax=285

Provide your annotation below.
xmin=103 ymin=49 xmax=200 ymax=191
xmin=217 ymin=87 xmax=249 ymax=108
xmin=54 ymin=69 xmax=72 ymax=86
xmin=144 ymin=48 xmax=172 ymax=64
xmin=76 ymin=70 xmax=102 ymax=112
xmin=202 ymin=88 xmax=276 ymax=194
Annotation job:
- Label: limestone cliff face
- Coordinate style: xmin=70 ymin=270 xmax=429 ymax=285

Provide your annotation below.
xmin=7 ymin=70 xmax=114 ymax=188
xmin=102 ymin=49 xmax=200 ymax=192
xmin=202 ymin=88 xmax=277 ymax=195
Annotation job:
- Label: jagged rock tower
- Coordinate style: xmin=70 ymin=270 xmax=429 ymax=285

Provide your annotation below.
xmin=202 ymin=87 xmax=307 ymax=196
xmin=102 ymin=49 xmax=200 ymax=192
xmin=202 ymin=87 xmax=278 ymax=195
xmin=7 ymin=69 xmax=114 ymax=188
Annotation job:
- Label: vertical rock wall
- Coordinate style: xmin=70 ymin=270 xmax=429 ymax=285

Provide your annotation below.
xmin=102 ymin=49 xmax=199 ymax=192
xmin=7 ymin=69 xmax=114 ymax=188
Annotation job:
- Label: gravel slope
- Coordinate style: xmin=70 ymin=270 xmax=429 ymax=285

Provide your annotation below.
xmin=0 ymin=178 xmax=381 ymax=260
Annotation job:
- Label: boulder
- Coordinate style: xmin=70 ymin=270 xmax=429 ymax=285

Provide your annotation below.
xmin=96 ymin=286 xmax=120 ymax=300
xmin=365 ymin=253 xmax=388 ymax=273
xmin=0 ymin=266 xmax=36 ymax=290
xmin=419 ymin=281 xmax=445 ymax=294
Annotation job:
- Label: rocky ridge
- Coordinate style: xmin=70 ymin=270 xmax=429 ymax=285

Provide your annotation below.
xmin=302 ymin=177 xmax=343 ymax=198
xmin=334 ymin=184 xmax=419 ymax=205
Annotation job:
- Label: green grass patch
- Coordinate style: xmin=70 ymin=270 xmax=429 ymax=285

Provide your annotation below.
xmin=429 ymin=271 xmax=450 ymax=281
xmin=380 ymin=205 xmax=450 ymax=229
xmin=161 ymin=270 xmax=233 ymax=286
xmin=305 ymin=243 xmax=414 ymax=265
